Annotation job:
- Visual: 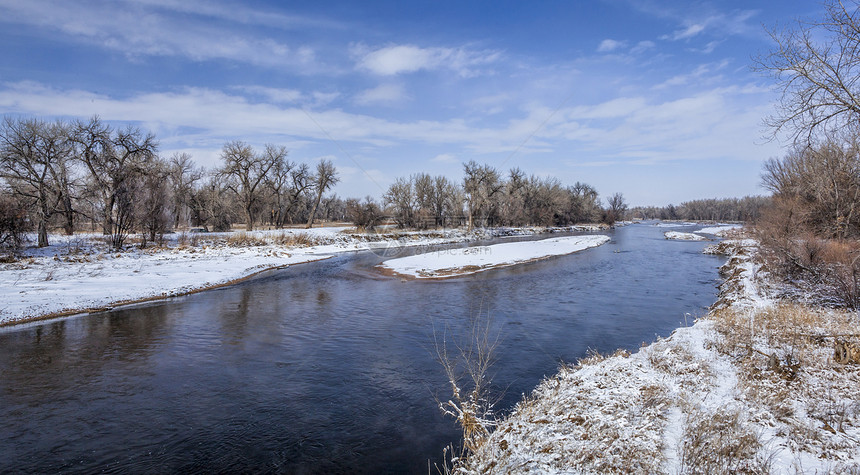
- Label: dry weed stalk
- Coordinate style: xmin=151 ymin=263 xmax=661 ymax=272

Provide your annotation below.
xmin=435 ymin=311 xmax=500 ymax=468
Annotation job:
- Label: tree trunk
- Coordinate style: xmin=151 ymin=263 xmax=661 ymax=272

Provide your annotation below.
xmin=245 ymin=204 xmax=254 ymax=231
xmin=62 ymin=194 xmax=74 ymax=235
xmin=37 ymin=220 xmax=48 ymax=248
xmin=306 ymin=190 xmax=323 ymax=229
xmin=102 ymin=197 xmax=113 ymax=236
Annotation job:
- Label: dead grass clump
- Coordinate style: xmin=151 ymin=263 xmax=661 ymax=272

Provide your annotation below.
xmin=271 ymin=231 xmax=320 ymax=247
xmin=680 ymin=406 xmax=767 ymax=474
xmin=648 ymin=340 xmax=713 ymax=390
xmin=226 ymin=232 xmax=267 ymax=247
xmin=574 ymin=347 xmax=630 ymax=368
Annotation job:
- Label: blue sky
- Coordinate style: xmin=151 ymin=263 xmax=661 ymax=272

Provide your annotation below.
xmin=0 ymin=0 xmax=818 ymax=206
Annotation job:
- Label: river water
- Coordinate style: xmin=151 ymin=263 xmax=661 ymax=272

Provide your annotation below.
xmin=0 ymin=223 xmax=725 ymax=473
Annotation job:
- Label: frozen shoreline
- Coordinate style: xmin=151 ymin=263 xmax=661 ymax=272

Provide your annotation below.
xmin=0 ymin=225 xmax=605 ymax=327
xmin=376 ymin=235 xmax=610 ymax=279
xmin=459 ymin=239 xmax=860 ymax=473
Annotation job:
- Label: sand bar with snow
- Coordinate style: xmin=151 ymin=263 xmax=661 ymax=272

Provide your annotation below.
xmin=664 ymin=231 xmax=707 ymax=241
xmin=377 ymin=235 xmax=610 ymax=279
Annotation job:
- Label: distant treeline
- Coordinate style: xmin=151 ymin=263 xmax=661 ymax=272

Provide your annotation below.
xmin=372 ymin=161 xmax=627 ymax=230
xmin=629 ymin=196 xmax=771 ymax=222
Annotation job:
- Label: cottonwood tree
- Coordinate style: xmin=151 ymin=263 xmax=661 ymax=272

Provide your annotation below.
xmin=219 ymin=141 xmax=285 ymax=231
xmin=305 ymin=159 xmax=339 ymax=228
xmin=385 ymin=176 xmax=416 ymax=228
xmin=72 ymin=116 xmax=158 ymax=247
xmin=137 ymin=157 xmax=172 ymax=246
xmin=755 ymin=1 xmax=860 ymax=141
xmin=0 ymin=117 xmax=74 ymax=247
xmin=167 ymin=152 xmax=203 ymax=230
xmin=346 ymin=196 xmax=382 ymax=230
xmin=603 ymin=192 xmax=628 ymax=225
xmin=190 ymin=175 xmax=235 ymax=231
xmin=463 ymin=161 xmax=503 ymax=230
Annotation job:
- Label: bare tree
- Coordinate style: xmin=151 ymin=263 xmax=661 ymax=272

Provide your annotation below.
xmin=264 ymin=155 xmax=295 ymax=228
xmin=72 ymin=116 xmax=158 ymax=246
xmin=0 ymin=117 xmax=73 ymax=247
xmin=346 ymin=196 xmax=382 ymax=230
xmin=762 ymin=133 xmax=860 ymax=238
xmin=305 ymin=159 xmax=339 ymax=228
xmin=219 ymin=142 xmax=285 ymax=231
xmin=754 ymin=1 xmax=860 ymax=140
xmin=137 ymin=157 xmax=172 ymax=246
xmin=190 ymin=175 xmax=235 ymax=231
xmin=463 ymin=161 xmax=503 ymax=230
xmin=0 ymin=188 xmax=30 ymax=250
xmin=603 ymin=192 xmax=628 ymax=225
xmin=167 ymin=152 xmax=203 ymax=230
xmin=385 ymin=176 xmax=416 ymax=228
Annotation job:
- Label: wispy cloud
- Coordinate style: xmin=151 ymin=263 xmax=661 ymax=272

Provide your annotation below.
xmin=0 ymin=78 xmax=777 ymax=174
xmin=0 ymin=0 xmax=326 ymax=70
xmin=597 ymin=39 xmax=627 ymax=53
xmin=353 ymin=43 xmax=502 ymax=77
xmin=353 ymin=83 xmax=408 ymax=106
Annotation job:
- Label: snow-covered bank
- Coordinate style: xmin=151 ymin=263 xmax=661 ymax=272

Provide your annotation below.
xmin=664 ymin=231 xmax=708 ymax=241
xmin=1 ymin=225 xmax=609 ymax=327
xmin=698 ymin=224 xmax=743 ymax=236
xmin=459 ymin=240 xmax=860 ymax=474
xmin=376 ymin=235 xmax=610 ymax=279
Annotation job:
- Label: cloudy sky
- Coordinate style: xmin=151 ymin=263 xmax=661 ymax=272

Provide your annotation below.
xmin=0 ymin=0 xmax=817 ymax=205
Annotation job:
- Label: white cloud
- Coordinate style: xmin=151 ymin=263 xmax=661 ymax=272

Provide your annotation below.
xmin=630 ymin=40 xmax=656 ymax=54
xmin=597 ymin=39 xmax=626 ymax=53
xmin=0 ymin=80 xmax=779 ymax=176
xmin=354 ymin=44 xmax=501 ymax=77
xmin=353 ymin=83 xmax=408 ymax=106
xmin=668 ymin=23 xmax=706 ymax=40
xmin=0 ymin=0 xmax=323 ymax=70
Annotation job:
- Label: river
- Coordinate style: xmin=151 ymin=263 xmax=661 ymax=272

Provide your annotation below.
xmin=0 ymin=223 xmax=725 ymax=473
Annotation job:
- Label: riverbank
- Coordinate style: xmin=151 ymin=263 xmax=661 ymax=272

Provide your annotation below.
xmin=458 ymin=239 xmax=860 ymax=473
xmin=0 ymin=224 xmax=607 ymax=327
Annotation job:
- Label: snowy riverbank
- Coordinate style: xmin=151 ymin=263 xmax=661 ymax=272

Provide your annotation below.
xmin=0 ymin=224 xmax=606 ymax=327
xmin=376 ymin=235 xmax=610 ymax=279
xmin=459 ymin=239 xmax=860 ymax=473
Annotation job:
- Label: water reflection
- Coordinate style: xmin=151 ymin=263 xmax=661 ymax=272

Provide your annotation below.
xmin=0 ymin=223 xmax=723 ymax=473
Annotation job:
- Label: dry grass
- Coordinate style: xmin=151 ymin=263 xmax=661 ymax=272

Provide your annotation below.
xmin=270 ymin=231 xmax=322 ymax=247
xmin=680 ymin=406 xmax=768 ymax=474
xmin=711 ymin=302 xmax=860 ymax=457
xmin=226 ymin=232 xmax=268 ymax=247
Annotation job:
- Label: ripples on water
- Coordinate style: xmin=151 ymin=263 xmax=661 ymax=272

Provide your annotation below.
xmin=0 ymin=223 xmax=725 ymax=473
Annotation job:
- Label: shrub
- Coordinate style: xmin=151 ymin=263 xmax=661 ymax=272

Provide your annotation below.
xmin=0 ymin=193 xmax=29 ymax=250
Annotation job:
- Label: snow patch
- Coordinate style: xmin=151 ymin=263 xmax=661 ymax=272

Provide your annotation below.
xmin=376 ymin=235 xmax=610 ymax=279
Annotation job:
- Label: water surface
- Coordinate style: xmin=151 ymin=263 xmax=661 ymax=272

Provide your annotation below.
xmin=0 ymin=223 xmax=724 ymax=473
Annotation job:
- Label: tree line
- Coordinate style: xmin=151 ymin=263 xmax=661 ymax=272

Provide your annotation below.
xmin=0 ymin=116 xmax=343 ymax=249
xmin=375 ymin=161 xmax=626 ymax=230
xmin=629 ymin=196 xmax=770 ymax=223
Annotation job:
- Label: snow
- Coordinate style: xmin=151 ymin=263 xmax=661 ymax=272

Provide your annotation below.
xmin=376 ymin=235 xmax=610 ymax=279
xmin=460 ymin=239 xmax=860 ymax=473
xmin=698 ymin=224 xmax=743 ymax=236
xmin=664 ymin=231 xmax=707 ymax=241
xmin=1 ymin=226 xmax=605 ymax=326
